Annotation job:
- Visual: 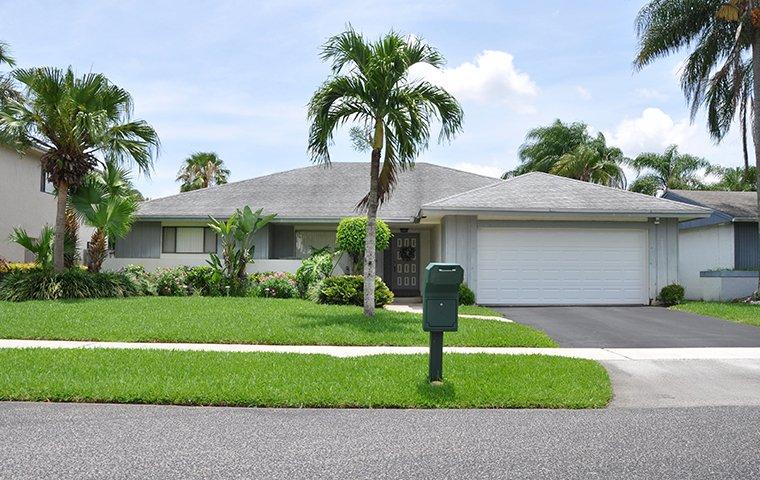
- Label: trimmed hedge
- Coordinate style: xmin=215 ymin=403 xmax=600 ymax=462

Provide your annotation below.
xmin=459 ymin=283 xmax=475 ymax=306
xmin=316 ymin=275 xmax=394 ymax=307
xmin=0 ymin=269 xmax=138 ymax=302
xmin=658 ymin=283 xmax=685 ymax=306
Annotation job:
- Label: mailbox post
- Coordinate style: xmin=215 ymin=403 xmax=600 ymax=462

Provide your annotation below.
xmin=422 ymin=263 xmax=464 ymax=383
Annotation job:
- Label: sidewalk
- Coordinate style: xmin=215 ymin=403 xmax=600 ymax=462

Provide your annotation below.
xmin=2 ymin=339 xmax=760 ymax=361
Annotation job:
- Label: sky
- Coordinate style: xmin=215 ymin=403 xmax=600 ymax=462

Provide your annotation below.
xmin=1 ymin=0 xmax=749 ymax=199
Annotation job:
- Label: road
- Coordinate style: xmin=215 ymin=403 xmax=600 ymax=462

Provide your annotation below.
xmin=1 ymin=402 xmax=759 ymax=479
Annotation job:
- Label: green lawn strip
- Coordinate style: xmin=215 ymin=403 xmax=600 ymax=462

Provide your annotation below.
xmin=0 ymin=297 xmax=556 ymax=347
xmin=458 ymin=305 xmax=504 ymax=317
xmin=672 ymin=301 xmax=760 ymax=328
xmin=0 ymin=348 xmax=610 ymax=408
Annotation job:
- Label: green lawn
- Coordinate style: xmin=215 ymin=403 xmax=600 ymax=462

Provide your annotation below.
xmin=0 ymin=297 xmax=556 ymax=347
xmin=0 ymin=348 xmax=610 ymax=408
xmin=672 ymin=301 xmax=760 ymax=328
xmin=458 ymin=305 xmax=503 ymax=317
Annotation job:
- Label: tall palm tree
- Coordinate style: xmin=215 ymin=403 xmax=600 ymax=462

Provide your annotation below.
xmin=550 ymin=137 xmax=627 ymax=188
xmin=176 ymin=151 xmax=230 ymax=192
xmin=635 ymin=0 xmax=760 ymax=296
xmin=503 ymin=120 xmax=591 ymax=178
xmin=628 ymin=145 xmax=710 ymax=194
xmin=0 ymin=41 xmax=20 ymax=146
xmin=70 ymin=162 xmax=139 ymax=272
xmin=307 ymin=28 xmax=463 ymax=316
xmin=0 ymin=67 xmax=159 ymax=271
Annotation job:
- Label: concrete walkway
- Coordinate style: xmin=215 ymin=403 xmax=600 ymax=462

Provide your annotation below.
xmin=3 ymin=338 xmax=760 ymax=361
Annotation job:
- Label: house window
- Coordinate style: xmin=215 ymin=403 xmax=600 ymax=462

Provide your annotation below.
xmin=162 ymin=227 xmax=216 ymax=254
xmin=295 ymin=231 xmax=335 ymax=259
xmin=40 ymin=169 xmax=54 ymax=194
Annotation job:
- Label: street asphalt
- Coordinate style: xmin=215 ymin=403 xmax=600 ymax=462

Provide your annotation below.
xmin=497 ymin=306 xmax=760 ymax=348
xmin=1 ymin=402 xmax=759 ymax=479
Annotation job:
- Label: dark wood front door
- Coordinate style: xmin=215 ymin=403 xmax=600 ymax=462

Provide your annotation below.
xmin=389 ymin=232 xmax=420 ymax=296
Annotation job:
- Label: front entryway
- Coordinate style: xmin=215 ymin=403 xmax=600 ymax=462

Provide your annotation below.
xmin=388 ymin=232 xmax=420 ymax=297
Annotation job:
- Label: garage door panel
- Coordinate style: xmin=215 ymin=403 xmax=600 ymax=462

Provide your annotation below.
xmin=476 ymin=227 xmax=648 ymax=305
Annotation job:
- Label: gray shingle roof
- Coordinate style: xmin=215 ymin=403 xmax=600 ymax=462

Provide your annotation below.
xmin=137 ymin=162 xmax=499 ymax=221
xmin=665 ymin=190 xmax=758 ymax=220
xmin=422 ymin=172 xmax=711 ymax=217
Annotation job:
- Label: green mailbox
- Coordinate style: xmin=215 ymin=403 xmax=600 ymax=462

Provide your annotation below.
xmin=423 ymin=263 xmax=464 ymax=332
xmin=422 ymin=263 xmax=464 ymax=383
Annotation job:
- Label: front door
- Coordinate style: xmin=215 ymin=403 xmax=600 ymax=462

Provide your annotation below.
xmin=390 ymin=232 xmax=420 ymax=296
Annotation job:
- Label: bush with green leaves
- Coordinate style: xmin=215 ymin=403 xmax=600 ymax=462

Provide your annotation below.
xmin=252 ymin=272 xmax=299 ymax=298
xmin=154 ymin=268 xmax=189 ymax=296
xmin=335 ymin=217 xmax=391 ymax=273
xmin=8 ymin=226 xmax=54 ymax=269
xmin=183 ymin=266 xmax=222 ymax=296
xmin=458 ymin=283 xmax=475 ymax=306
xmin=295 ymin=250 xmax=334 ymax=297
xmin=0 ymin=268 xmax=137 ymax=301
xmin=658 ymin=284 xmax=685 ymax=307
xmin=316 ymin=275 xmax=393 ymax=307
xmin=120 ymin=264 xmax=157 ymax=296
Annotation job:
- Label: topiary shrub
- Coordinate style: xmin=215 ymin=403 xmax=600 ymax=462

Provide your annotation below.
xmin=458 ymin=283 xmax=475 ymax=306
xmin=252 ymin=272 xmax=298 ymax=298
xmin=658 ymin=283 xmax=685 ymax=306
xmin=0 ymin=269 xmax=137 ymax=301
xmin=335 ymin=216 xmax=391 ymax=273
xmin=295 ymin=251 xmax=334 ymax=297
xmin=316 ymin=275 xmax=394 ymax=307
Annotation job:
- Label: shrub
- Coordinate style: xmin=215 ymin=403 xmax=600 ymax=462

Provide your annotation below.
xmin=335 ymin=216 xmax=391 ymax=273
xmin=658 ymin=283 xmax=685 ymax=306
xmin=252 ymin=272 xmax=298 ymax=298
xmin=0 ymin=262 xmax=40 ymax=281
xmin=0 ymin=269 xmax=137 ymax=302
xmin=154 ymin=268 xmax=189 ymax=296
xmin=295 ymin=251 xmax=334 ymax=297
xmin=120 ymin=264 xmax=157 ymax=296
xmin=458 ymin=283 xmax=475 ymax=306
xmin=184 ymin=266 xmax=221 ymax=296
xmin=316 ymin=275 xmax=394 ymax=307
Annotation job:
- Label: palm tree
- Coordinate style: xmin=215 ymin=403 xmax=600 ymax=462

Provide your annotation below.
xmin=551 ymin=140 xmax=627 ymax=188
xmin=635 ymin=0 xmax=760 ymax=296
xmin=70 ymin=162 xmax=139 ymax=272
xmin=504 ymin=120 xmax=591 ymax=178
xmin=0 ymin=42 xmax=18 ymax=104
xmin=176 ymin=151 xmax=230 ymax=192
xmin=628 ymin=145 xmax=710 ymax=195
xmin=0 ymin=67 xmax=159 ymax=271
xmin=708 ymin=165 xmax=757 ymax=191
xmin=307 ymin=28 xmax=463 ymax=316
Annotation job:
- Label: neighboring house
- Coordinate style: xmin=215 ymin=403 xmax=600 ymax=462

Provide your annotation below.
xmin=0 ymin=144 xmax=56 ymax=262
xmin=105 ymin=163 xmax=709 ymax=305
xmin=662 ymin=189 xmax=759 ymax=301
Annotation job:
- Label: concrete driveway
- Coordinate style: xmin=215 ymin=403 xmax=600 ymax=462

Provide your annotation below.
xmin=497 ymin=306 xmax=760 ymax=348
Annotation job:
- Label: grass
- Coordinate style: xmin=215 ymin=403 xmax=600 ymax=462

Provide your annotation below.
xmin=0 ymin=348 xmax=610 ymax=408
xmin=0 ymin=297 xmax=556 ymax=347
xmin=672 ymin=301 xmax=760 ymax=328
xmin=459 ymin=305 xmax=503 ymax=317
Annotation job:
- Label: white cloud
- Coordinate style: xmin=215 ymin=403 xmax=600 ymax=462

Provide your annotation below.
xmin=604 ymin=107 xmax=701 ymax=156
xmin=635 ymin=88 xmax=668 ymax=101
xmin=409 ymin=50 xmax=538 ymax=112
xmin=452 ymin=162 xmax=503 ymax=178
xmin=575 ymin=85 xmax=592 ymax=100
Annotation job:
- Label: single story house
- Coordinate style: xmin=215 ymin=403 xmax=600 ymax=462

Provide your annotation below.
xmin=662 ymin=189 xmax=759 ymax=301
xmin=105 ymin=162 xmax=710 ymax=305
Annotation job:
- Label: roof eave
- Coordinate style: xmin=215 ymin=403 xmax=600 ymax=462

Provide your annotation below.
xmin=419 ymin=206 xmax=711 ymax=220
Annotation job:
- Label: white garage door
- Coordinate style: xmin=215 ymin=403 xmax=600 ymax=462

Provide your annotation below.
xmin=477 ymin=227 xmax=648 ymax=305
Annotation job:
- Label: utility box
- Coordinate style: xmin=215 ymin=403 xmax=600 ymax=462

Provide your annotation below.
xmin=422 ymin=263 xmax=464 ymax=332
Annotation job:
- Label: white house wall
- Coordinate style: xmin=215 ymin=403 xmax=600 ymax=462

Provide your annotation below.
xmin=678 ymin=224 xmax=735 ymax=300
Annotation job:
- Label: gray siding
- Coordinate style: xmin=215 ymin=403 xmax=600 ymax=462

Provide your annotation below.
xmin=735 ymin=222 xmax=760 ymax=270
xmin=648 ymin=218 xmax=679 ymax=298
xmin=115 ymin=221 xmax=161 ymax=258
xmin=440 ymin=215 xmax=478 ymax=290
xmin=252 ymin=224 xmax=269 ymax=259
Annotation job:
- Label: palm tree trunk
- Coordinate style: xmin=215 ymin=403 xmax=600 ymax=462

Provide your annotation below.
xmin=87 ymin=229 xmax=106 ymax=273
xmin=53 ymin=181 xmax=69 ymax=272
xmin=750 ymin=21 xmax=760 ymax=298
xmin=364 ymin=120 xmax=383 ymax=317
xmin=364 ymin=148 xmax=380 ymax=316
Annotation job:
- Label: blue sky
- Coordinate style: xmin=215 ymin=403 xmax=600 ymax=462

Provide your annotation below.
xmin=1 ymin=0 xmax=748 ymax=198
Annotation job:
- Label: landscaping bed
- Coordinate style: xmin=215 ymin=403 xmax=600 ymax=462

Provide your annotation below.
xmin=0 ymin=348 xmax=610 ymax=408
xmin=672 ymin=301 xmax=760 ymax=328
xmin=0 ymin=297 xmax=556 ymax=347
